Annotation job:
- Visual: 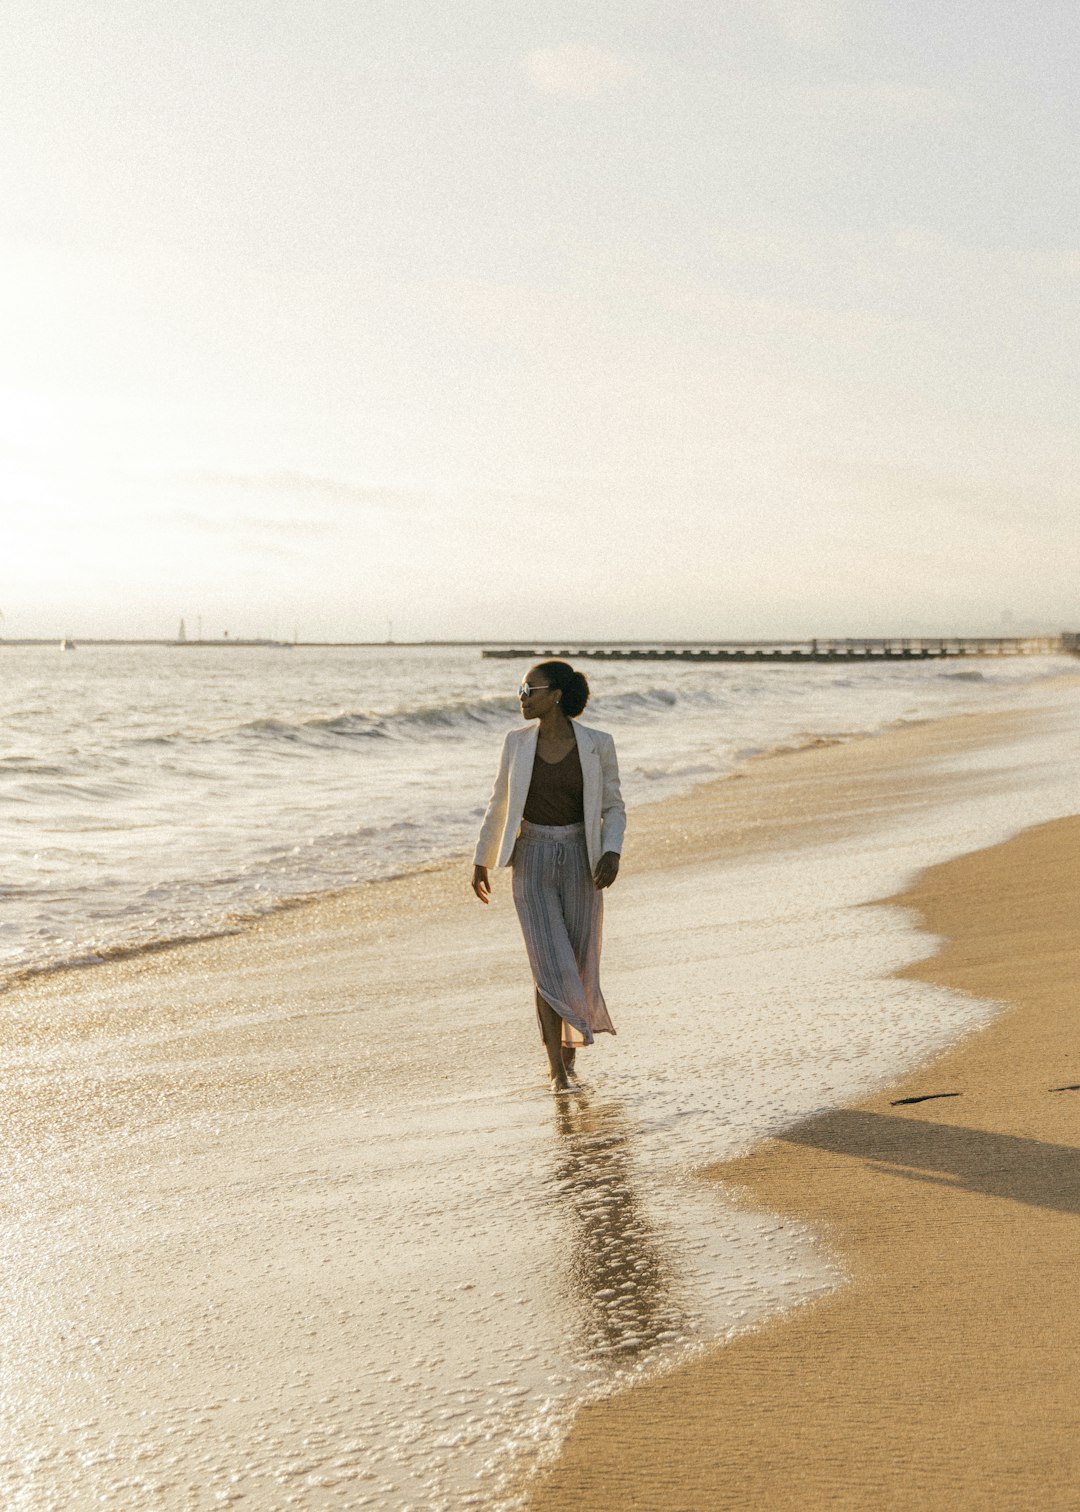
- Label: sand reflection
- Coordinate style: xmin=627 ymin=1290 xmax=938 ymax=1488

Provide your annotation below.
xmin=550 ymin=1092 xmax=686 ymax=1363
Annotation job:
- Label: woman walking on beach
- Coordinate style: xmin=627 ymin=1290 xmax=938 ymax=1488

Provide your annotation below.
xmin=472 ymin=662 xmax=626 ymax=1092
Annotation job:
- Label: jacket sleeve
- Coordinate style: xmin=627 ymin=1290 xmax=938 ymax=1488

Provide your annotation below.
xmin=598 ymin=732 xmax=627 ymax=857
xmin=473 ymin=733 xmax=512 ymax=868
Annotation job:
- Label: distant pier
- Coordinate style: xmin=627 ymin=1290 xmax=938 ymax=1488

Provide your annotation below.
xmin=483 ymin=635 xmax=1069 ymax=664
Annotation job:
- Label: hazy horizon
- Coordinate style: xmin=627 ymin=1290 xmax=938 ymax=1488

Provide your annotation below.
xmin=1 ymin=627 xmax=1070 ymax=646
xmin=4 ymin=2 xmax=1079 ymax=641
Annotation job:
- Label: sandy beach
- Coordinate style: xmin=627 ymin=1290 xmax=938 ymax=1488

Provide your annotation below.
xmin=2 ymin=689 xmax=1078 ymax=1508
xmin=524 ymin=815 xmax=1080 ymax=1508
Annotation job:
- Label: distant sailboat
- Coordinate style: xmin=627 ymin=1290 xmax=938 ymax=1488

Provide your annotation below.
xmin=178 ymin=617 xmax=187 ymax=643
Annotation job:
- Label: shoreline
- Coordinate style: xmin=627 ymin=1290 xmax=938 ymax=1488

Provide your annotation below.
xmin=0 ymin=700 xmax=1052 ymax=1002
xmin=521 ymin=813 xmax=1080 ymax=1510
xmin=3 ymin=693 xmax=1078 ymax=1509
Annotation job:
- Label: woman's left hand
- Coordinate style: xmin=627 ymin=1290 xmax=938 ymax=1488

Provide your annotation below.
xmin=593 ymin=851 xmax=620 ymax=890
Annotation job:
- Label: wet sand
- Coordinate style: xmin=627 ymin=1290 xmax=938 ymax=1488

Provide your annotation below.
xmin=523 ymin=815 xmax=1080 ymax=1511
xmin=1 ymin=700 xmax=1076 ymax=1507
xmin=0 ymin=708 xmax=1032 ymax=1152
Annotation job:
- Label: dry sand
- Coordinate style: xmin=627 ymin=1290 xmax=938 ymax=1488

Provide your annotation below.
xmin=524 ymin=814 xmax=1080 ymax=1511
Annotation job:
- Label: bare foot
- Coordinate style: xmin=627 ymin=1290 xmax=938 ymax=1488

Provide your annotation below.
xmin=549 ymin=1073 xmax=573 ymax=1093
xmin=561 ymin=1048 xmax=579 ymax=1081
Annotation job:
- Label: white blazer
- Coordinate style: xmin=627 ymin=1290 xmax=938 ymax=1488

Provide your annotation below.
xmin=473 ymin=721 xmax=627 ymax=873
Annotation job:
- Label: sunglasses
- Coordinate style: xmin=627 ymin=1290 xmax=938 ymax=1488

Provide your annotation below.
xmin=518 ymin=681 xmax=554 ymax=698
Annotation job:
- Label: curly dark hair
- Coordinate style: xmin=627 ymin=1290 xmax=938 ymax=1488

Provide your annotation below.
xmin=534 ymin=660 xmax=590 ymax=719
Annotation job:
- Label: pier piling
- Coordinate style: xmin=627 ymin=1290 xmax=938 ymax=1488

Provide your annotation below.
xmin=482 ymin=636 xmax=1069 ymax=664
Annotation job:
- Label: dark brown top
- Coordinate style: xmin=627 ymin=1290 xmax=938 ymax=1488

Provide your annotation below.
xmin=522 ymin=740 xmax=585 ymax=826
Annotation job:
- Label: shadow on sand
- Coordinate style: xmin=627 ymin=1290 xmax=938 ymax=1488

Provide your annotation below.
xmin=776 ymin=1109 xmax=1080 ymax=1215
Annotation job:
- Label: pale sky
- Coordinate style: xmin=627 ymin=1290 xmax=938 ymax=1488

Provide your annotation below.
xmin=3 ymin=0 xmax=1078 ymax=641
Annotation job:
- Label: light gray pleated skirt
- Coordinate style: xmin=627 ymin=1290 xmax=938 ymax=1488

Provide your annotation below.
xmin=511 ymin=820 xmax=615 ymax=1048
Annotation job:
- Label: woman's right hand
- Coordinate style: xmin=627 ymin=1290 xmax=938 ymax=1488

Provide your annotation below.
xmin=471 ymin=865 xmax=491 ymax=904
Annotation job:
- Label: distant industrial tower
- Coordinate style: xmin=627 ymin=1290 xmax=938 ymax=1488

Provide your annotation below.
xmin=178 ymin=618 xmax=187 ymax=643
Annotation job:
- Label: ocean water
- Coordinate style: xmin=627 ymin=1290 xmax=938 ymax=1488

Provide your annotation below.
xmin=3 ymin=645 xmax=1080 ymax=1508
xmin=1 ymin=642 xmax=1076 ymax=992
